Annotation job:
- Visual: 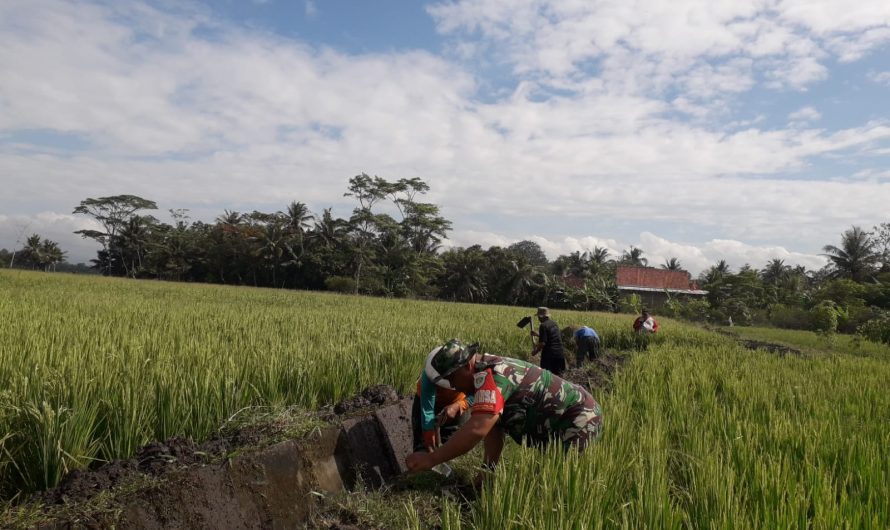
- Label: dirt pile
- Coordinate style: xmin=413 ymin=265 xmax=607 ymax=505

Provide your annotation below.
xmin=18 ymin=388 xmax=412 ymax=530
xmin=332 ymin=385 xmax=401 ymax=415
xmin=562 ymin=352 xmax=629 ymax=394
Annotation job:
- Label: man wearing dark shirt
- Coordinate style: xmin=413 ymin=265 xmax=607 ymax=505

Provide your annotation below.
xmin=531 ymin=307 xmax=566 ymax=376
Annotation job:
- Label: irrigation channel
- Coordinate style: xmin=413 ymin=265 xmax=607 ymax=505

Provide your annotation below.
xmin=14 ymin=354 xmax=629 ymax=529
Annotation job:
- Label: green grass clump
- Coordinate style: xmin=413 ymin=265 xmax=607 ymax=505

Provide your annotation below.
xmin=724 ymin=325 xmax=890 ymax=359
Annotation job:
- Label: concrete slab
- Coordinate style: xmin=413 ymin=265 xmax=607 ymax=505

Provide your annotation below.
xmin=374 ymin=399 xmax=414 ymax=475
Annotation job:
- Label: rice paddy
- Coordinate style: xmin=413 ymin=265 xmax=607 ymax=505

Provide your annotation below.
xmin=2 ymin=269 xmax=888 ymax=528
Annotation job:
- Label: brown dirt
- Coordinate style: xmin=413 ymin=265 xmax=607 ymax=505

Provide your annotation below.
xmin=714 ymin=327 xmax=806 ymax=357
xmin=332 ymin=385 xmax=401 ymax=415
xmin=738 ymin=339 xmax=804 ymax=357
xmin=17 ymin=386 xmax=406 ymax=530
xmin=561 ymin=352 xmax=629 ymax=394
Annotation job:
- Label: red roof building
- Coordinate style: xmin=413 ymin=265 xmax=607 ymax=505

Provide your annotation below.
xmin=615 ymin=265 xmax=707 ymax=309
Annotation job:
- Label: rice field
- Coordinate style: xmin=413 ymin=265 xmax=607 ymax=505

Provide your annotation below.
xmin=2 ymin=270 xmax=889 ymax=528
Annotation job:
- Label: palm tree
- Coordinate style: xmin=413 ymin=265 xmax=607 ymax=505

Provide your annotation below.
xmin=588 ymin=246 xmax=611 ymax=265
xmin=281 ymin=201 xmax=314 ymax=254
xmin=760 ymin=258 xmax=789 ymax=287
xmin=661 ymin=257 xmax=682 ymax=271
xmin=701 ymin=259 xmax=731 ymax=286
xmin=443 ymin=249 xmax=489 ymax=302
xmin=505 ymin=260 xmax=548 ymax=305
xmin=822 ymin=226 xmax=880 ymax=282
xmin=39 ymin=240 xmax=66 ymax=271
xmin=620 ymin=246 xmax=647 ymax=266
xmin=311 ymin=208 xmax=346 ymax=249
xmin=216 ymin=210 xmax=243 ymax=227
xmin=22 ymin=234 xmax=43 ymax=269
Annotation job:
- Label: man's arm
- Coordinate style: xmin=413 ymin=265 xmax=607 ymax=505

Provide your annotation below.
xmin=406 ymin=413 xmax=500 ymax=472
xmin=533 ymin=324 xmax=547 ymax=354
xmin=482 ymin=425 xmax=505 ymax=468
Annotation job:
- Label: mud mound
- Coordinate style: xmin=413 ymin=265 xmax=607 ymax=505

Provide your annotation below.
xmin=333 ymin=384 xmax=400 ymax=415
xmin=714 ymin=327 xmax=806 ymax=357
xmin=39 ymin=459 xmax=139 ymax=506
xmin=562 ymin=352 xmax=628 ymax=394
xmin=739 ymin=339 xmax=804 ymax=357
xmin=19 ymin=392 xmax=418 ymax=529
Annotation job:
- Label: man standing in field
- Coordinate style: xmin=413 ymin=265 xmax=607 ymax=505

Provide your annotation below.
xmin=531 ymin=307 xmax=566 ymax=376
xmin=405 ymin=340 xmax=602 ymax=478
xmin=572 ymin=325 xmax=601 ymax=366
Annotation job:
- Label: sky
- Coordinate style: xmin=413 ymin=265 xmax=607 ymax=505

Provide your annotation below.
xmin=1 ymin=0 xmax=890 ymax=275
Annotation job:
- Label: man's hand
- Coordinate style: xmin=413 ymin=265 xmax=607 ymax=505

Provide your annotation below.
xmin=422 ymin=429 xmax=439 ymax=451
xmin=436 ymin=402 xmax=462 ymax=426
xmin=406 ymin=451 xmax=436 ymax=473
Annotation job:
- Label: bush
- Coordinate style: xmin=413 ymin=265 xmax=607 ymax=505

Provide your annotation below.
xmin=768 ymin=304 xmax=812 ymax=330
xmin=858 ymin=313 xmax=890 ymax=345
xmin=810 ymin=301 xmax=839 ymax=333
xmin=838 ymin=304 xmax=881 ymax=334
xmin=680 ymin=298 xmax=711 ymax=322
xmin=723 ymin=299 xmax=753 ymax=326
xmin=618 ymin=293 xmax=642 ymax=314
xmin=324 ymin=276 xmax=356 ymax=293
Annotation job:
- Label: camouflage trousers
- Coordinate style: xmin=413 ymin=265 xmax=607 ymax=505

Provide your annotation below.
xmin=559 ymin=393 xmax=603 ymax=452
xmin=523 ymin=392 xmax=603 ymax=452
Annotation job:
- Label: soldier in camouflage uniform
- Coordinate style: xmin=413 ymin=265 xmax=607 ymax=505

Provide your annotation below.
xmin=407 ymin=339 xmax=603 ymax=476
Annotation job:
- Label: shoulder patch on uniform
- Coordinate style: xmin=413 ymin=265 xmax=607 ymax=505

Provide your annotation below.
xmin=473 ymin=371 xmax=487 ymax=389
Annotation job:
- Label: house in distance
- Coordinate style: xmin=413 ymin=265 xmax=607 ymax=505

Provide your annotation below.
xmin=616 ymin=265 xmax=707 ymax=310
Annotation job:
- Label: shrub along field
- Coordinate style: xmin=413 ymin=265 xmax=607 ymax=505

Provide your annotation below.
xmin=2 ymin=270 xmax=888 ymax=528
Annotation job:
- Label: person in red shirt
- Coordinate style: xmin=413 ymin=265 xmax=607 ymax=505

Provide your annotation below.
xmin=633 ymin=308 xmax=658 ymax=334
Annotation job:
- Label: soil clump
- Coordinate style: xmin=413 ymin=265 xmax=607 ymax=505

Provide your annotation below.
xmin=561 ymin=351 xmax=629 ymax=394
xmin=332 ymin=385 xmax=401 ymax=415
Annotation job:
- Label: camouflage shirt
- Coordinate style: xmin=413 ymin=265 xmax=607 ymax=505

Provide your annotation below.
xmin=471 ymin=354 xmax=597 ymax=445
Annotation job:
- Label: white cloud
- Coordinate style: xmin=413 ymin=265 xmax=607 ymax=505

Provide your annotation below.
xmin=867 ymin=69 xmax=890 ymax=86
xmin=428 ymin=0 xmax=890 ymax=95
xmin=1 ymin=1 xmax=889 ymax=271
xmin=788 ymin=106 xmax=821 ymax=123
xmin=0 ymin=212 xmax=102 ymax=264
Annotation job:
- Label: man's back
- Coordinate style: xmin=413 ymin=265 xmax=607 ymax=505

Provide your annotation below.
xmin=474 ymin=355 xmax=590 ymax=444
xmin=538 ymin=319 xmax=564 ymax=358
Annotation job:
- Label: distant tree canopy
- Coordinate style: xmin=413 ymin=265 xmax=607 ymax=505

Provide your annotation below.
xmin=57 ymin=183 xmax=890 ymax=341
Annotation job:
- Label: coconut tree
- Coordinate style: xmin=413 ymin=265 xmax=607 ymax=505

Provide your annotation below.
xmin=661 ymin=257 xmax=683 ymax=271
xmin=620 ymin=246 xmax=647 ymax=266
xmin=822 ymin=226 xmax=880 ymax=282
xmin=440 ymin=247 xmax=489 ymax=302
xmin=760 ymin=258 xmax=790 ymax=287
xmin=281 ymin=201 xmax=314 ymax=255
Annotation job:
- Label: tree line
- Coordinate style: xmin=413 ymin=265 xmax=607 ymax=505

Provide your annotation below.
xmin=2 ymin=174 xmax=889 ymax=343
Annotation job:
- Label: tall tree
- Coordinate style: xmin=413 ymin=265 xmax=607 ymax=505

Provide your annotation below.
xmin=822 ymin=226 xmax=880 ymax=282
xmin=507 ymin=241 xmax=548 ymax=267
xmin=73 ymin=195 xmax=157 ymax=275
xmin=438 ymin=246 xmax=489 ymax=302
xmin=872 ymin=222 xmax=890 ymax=271
xmin=281 ymin=201 xmax=314 ymax=255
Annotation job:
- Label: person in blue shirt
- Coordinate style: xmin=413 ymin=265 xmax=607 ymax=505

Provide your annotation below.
xmin=572 ymin=325 xmax=601 ymax=366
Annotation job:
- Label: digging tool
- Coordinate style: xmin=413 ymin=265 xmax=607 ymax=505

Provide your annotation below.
xmin=516 ymin=315 xmax=536 ymax=354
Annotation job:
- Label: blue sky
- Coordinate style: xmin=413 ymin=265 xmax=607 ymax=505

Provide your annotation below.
xmin=1 ymin=0 xmax=890 ymax=273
